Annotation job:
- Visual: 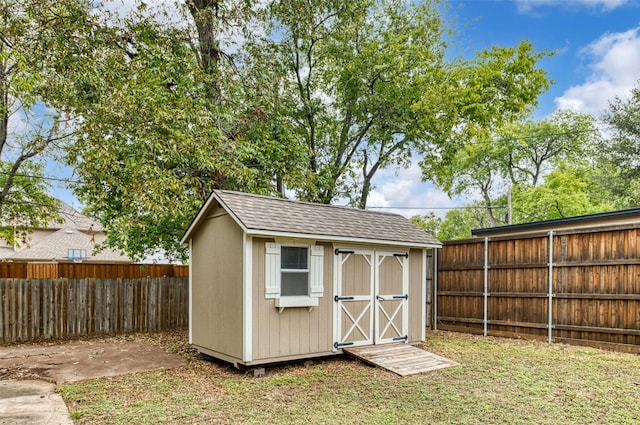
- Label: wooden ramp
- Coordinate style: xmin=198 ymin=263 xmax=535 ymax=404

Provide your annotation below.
xmin=343 ymin=343 xmax=460 ymax=377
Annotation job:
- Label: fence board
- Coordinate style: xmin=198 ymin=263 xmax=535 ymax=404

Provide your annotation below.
xmin=438 ymin=227 xmax=640 ymax=353
xmin=27 ymin=263 xmax=59 ymax=278
xmin=0 ymin=277 xmax=188 ymax=343
xmin=0 ymin=262 xmax=188 ymax=279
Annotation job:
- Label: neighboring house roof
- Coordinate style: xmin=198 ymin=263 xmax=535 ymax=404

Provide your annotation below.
xmin=472 ymin=207 xmax=640 ymax=237
xmin=55 ymin=202 xmax=104 ymax=231
xmin=5 ymin=227 xmax=128 ymax=262
xmin=1 ymin=202 xmax=130 ymax=263
xmin=182 ymin=190 xmax=440 ymax=248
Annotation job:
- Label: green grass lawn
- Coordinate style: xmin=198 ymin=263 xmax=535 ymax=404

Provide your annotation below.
xmin=58 ymin=331 xmax=640 ymax=424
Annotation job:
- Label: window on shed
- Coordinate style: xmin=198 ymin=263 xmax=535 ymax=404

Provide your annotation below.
xmin=280 ymin=246 xmax=309 ymax=296
xmin=265 ymin=242 xmax=324 ymax=299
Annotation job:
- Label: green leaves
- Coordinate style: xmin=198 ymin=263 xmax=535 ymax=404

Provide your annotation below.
xmin=263 ymin=0 xmax=462 ymax=207
xmin=0 ymin=0 xmax=91 ymax=241
xmin=50 ymin=2 xmax=223 ymax=261
xmin=598 ymin=82 xmax=640 ymax=206
xmin=421 ymin=108 xmax=610 ymax=232
xmin=4 ymin=0 xmax=587 ymax=258
xmin=510 ymin=162 xmax=614 ymax=222
xmin=58 ymin=0 xmax=289 ymax=261
xmin=0 ymin=161 xmax=61 ymax=246
xmin=61 ymin=0 xmax=556 ymax=257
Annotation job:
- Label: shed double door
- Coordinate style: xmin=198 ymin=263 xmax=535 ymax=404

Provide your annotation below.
xmin=333 ymin=249 xmax=409 ymax=350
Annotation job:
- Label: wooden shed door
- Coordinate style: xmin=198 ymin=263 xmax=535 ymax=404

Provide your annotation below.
xmin=334 ymin=250 xmax=375 ymax=349
xmin=374 ymin=252 xmax=409 ymax=344
xmin=334 ymin=249 xmax=409 ymax=350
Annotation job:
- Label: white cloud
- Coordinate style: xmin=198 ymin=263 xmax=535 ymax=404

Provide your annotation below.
xmin=97 ymin=0 xmax=189 ymax=28
xmin=97 ymin=0 xmax=265 ymax=52
xmin=367 ymin=161 xmax=461 ymax=219
xmin=555 ymin=27 xmax=640 ymax=115
xmin=516 ymin=0 xmax=629 ymax=13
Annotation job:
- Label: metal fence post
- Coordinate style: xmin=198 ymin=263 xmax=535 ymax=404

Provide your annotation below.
xmin=548 ymin=230 xmax=554 ymax=343
xmin=484 ymin=237 xmax=489 ymax=337
xmin=433 ymin=248 xmax=438 ymax=331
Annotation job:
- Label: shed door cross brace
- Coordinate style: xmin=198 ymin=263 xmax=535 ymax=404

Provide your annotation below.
xmin=334 ymin=250 xmax=409 ymax=349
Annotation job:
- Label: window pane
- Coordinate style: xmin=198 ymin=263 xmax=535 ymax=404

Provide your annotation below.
xmin=281 ymin=247 xmax=308 ymax=269
xmin=281 ymin=272 xmax=309 ymax=296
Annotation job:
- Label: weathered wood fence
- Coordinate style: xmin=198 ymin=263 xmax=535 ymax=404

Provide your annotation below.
xmin=0 ymin=262 xmax=189 ymax=279
xmin=436 ymin=226 xmax=640 ymax=353
xmin=0 ymin=277 xmax=188 ymax=343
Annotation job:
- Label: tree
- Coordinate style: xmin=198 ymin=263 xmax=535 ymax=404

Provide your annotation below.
xmin=423 ymin=140 xmax=504 ymax=226
xmin=0 ymin=1 xmax=91 ymax=245
xmin=54 ymin=0 xmax=550 ymax=260
xmin=410 ymin=212 xmax=442 ymax=239
xmin=510 ymin=161 xmax=614 ymax=222
xmin=422 ymin=109 xmax=600 ymax=227
xmin=410 ymin=203 xmax=496 ymax=241
xmin=55 ymin=0 xmax=298 ymax=261
xmin=500 ymin=109 xmax=597 ymax=187
xmin=262 ymin=1 xmax=551 ymax=208
xmin=261 ymin=0 xmax=450 ymax=207
xmin=599 ymin=82 xmax=640 ymax=207
xmin=58 ymin=4 xmax=241 ymax=261
xmin=419 ymin=39 xmax=553 ymax=200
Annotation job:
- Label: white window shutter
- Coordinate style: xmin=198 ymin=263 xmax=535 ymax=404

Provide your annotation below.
xmin=309 ymin=245 xmax=324 ymax=297
xmin=265 ymin=242 xmax=281 ymax=298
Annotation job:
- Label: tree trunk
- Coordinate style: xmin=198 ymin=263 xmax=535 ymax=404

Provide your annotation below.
xmin=186 ymin=0 xmax=222 ymax=104
xmin=358 ymin=159 xmax=382 ymax=209
xmin=358 ymin=179 xmax=372 ymax=210
xmin=482 ymin=192 xmax=497 ymax=227
xmin=276 ymin=173 xmax=284 ymax=196
xmin=0 ymin=47 xmax=8 ymax=156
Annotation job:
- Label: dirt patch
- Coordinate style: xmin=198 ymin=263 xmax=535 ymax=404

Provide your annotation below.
xmin=0 ymin=338 xmax=187 ymax=383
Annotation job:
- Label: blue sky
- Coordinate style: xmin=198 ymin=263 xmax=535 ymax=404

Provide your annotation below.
xmin=50 ymin=0 xmax=640 ymax=215
xmin=368 ymin=0 xmax=640 ymax=217
xmin=448 ymin=0 xmax=640 ymax=117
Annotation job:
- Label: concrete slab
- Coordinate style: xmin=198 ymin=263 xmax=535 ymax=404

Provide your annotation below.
xmin=0 ymin=380 xmax=73 ymax=425
xmin=0 ymin=339 xmax=188 ymax=425
xmin=0 ymin=340 xmax=188 ymax=383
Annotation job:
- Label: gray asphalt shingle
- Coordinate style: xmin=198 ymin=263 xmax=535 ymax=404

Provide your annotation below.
xmin=215 ymin=190 xmax=439 ymax=246
xmin=1 ymin=202 xmax=129 ymax=263
xmin=6 ymin=227 xmax=129 ymax=262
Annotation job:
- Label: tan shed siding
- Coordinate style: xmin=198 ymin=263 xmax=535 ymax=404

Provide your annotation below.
xmin=252 ymin=239 xmax=334 ymax=362
xmin=191 ymin=210 xmax=244 ymax=361
xmin=408 ymin=248 xmax=424 ymax=343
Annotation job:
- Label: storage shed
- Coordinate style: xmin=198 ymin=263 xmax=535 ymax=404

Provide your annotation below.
xmin=181 ymin=190 xmax=440 ymax=367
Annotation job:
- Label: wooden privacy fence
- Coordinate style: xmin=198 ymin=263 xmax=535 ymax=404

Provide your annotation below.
xmin=0 ymin=262 xmax=189 ymax=279
xmin=0 ymin=277 xmax=188 ymax=343
xmin=436 ymin=226 xmax=640 ymax=353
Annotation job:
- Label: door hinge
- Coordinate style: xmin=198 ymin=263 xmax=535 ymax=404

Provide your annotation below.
xmin=334 ymin=341 xmax=354 ymax=349
xmin=334 ymin=295 xmax=354 ymax=302
xmin=335 ymin=249 xmax=355 ymax=255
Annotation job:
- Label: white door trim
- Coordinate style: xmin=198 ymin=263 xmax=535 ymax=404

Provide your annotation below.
xmin=334 ymin=248 xmax=410 ymax=349
xmin=333 ymin=248 xmax=374 ymax=350
xmin=373 ymin=251 xmax=409 ymax=344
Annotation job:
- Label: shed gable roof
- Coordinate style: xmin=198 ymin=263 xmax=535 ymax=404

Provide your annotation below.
xmin=183 ymin=190 xmax=439 ymax=247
